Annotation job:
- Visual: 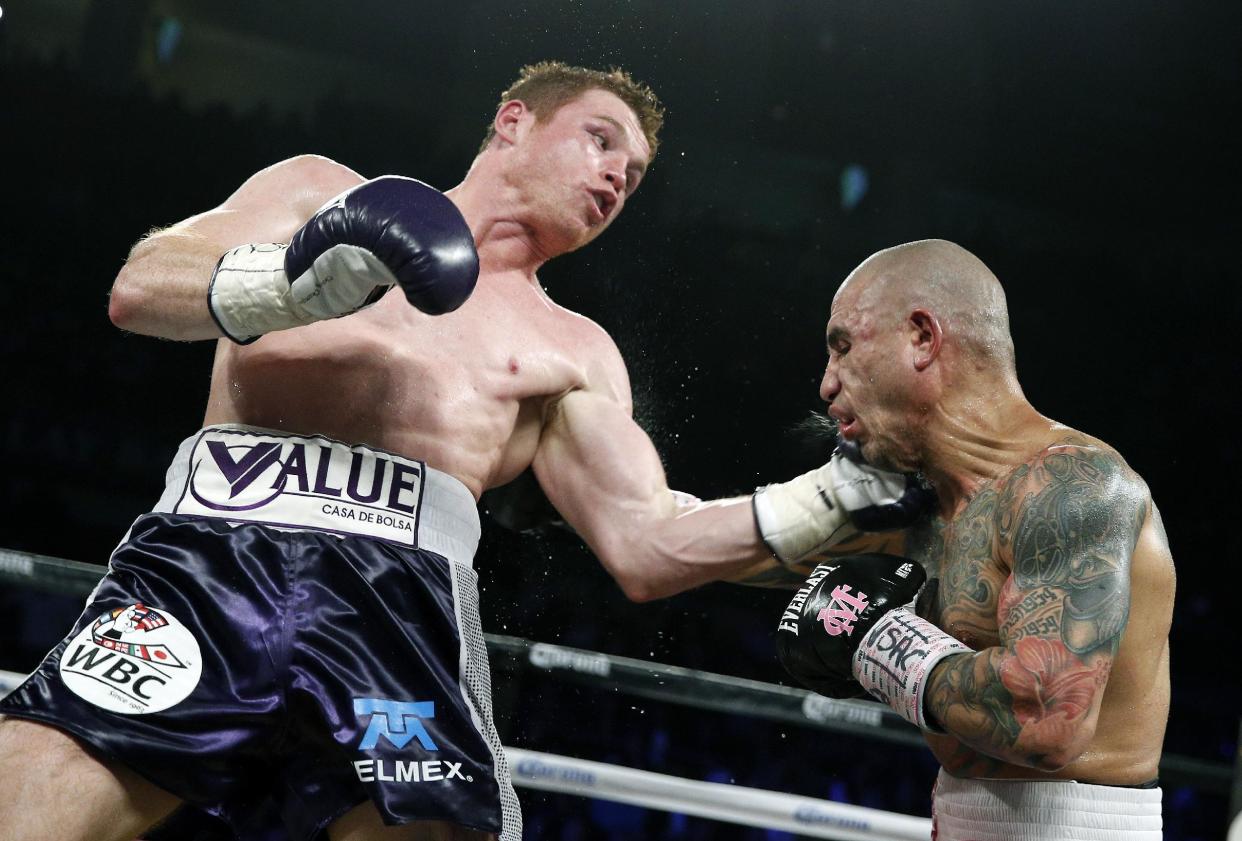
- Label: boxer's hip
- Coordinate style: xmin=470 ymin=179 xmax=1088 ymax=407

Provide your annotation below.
xmin=150 ymin=423 xmax=479 ymax=566
xmin=932 ymin=768 xmax=1162 ymax=840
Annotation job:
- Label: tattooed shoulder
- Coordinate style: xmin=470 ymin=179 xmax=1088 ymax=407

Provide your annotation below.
xmin=997 ymin=439 xmax=1148 ymax=656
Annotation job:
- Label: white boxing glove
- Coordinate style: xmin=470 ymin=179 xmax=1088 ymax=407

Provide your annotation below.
xmin=208 ymin=242 xmax=395 ymax=342
xmin=752 ymin=444 xmax=934 ymax=564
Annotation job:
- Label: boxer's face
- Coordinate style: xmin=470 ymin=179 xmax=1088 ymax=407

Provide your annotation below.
xmin=511 ymin=89 xmax=650 ymax=255
xmin=820 ymin=278 xmax=925 ymax=472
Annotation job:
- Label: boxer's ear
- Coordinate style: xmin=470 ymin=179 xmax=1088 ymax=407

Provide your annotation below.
xmin=909 ymin=308 xmax=942 ymax=371
xmin=494 ymin=100 xmax=529 ymax=146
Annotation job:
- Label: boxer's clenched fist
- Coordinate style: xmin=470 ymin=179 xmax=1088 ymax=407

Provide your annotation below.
xmin=776 ymin=554 xmax=972 ymax=730
xmin=753 ymin=443 xmax=934 ymax=564
xmin=209 ymin=176 xmax=478 ymax=343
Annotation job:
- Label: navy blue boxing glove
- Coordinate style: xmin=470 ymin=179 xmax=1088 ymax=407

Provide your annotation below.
xmin=209 ymin=176 xmax=479 ymax=343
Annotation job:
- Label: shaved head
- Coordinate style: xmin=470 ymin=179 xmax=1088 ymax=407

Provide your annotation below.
xmin=821 ymin=240 xmax=1034 ymax=472
xmin=837 ymin=239 xmax=1015 ymax=373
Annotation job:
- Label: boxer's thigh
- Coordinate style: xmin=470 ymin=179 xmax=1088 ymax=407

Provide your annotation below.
xmin=327 ymin=799 xmax=492 ymax=841
xmin=0 ymin=716 xmax=182 ymax=841
xmin=288 ymin=546 xmax=514 ymax=837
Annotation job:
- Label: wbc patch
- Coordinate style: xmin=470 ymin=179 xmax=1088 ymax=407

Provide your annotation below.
xmin=59 ymin=603 xmax=203 ymax=714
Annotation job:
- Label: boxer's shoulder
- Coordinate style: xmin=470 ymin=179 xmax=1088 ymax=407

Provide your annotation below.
xmin=533 ymin=293 xmax=619 ymax=350
xmin=997 ymin=430 xmax=1148 ymax=516
xmin=991 ymin=430 xmax=1149 ymax=583
xmin=1025 ymin=427 xmax=1141 ymax=475
xmin=533 ymin=299 xmax=631 ymax=406
xmin=226 ymin=155 xmax=365 ymax=215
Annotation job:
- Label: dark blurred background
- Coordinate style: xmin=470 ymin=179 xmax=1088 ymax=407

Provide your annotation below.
xmin=1 ymin=1 xmax=1239 ymax=838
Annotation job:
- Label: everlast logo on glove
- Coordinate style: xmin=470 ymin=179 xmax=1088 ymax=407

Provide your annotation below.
xmin=777 ymin=564 xmax=836 ymax=635
xmin=817 ymin=585 xmax=870 ymax=637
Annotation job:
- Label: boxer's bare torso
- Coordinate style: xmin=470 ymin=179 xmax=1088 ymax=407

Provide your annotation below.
xmin=125 ymin=154 xmax=630 ymax=502
xmin=111 ymin=98 xmax=771 ymax=604
xmin=903 ymin=427 xmax=1173 ymax=785
xmin=204 ymin=265 xmax=623 ymax=500
xmin=743 ymin=421 xmax=1174 ymax=785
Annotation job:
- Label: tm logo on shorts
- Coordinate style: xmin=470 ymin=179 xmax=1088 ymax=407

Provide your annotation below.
xmin=352 ymin=697 xmax=471 ymax=784
xmin=354 ymin=698 xmax=439 ymax=750
xmin=59 ymin=604 xmax=202 ymax=715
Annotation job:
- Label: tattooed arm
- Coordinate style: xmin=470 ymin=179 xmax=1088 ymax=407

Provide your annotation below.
xmin=725 ymin=530 xmax=909 ymax=588
xmin=923 ymin=446 xmax=1147 ymax=771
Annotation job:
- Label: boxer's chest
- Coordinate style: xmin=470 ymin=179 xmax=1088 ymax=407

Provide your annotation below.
xmin=341 ymin=280 xmax=595 ymax=411
xmin=907 ymin=486 xmax=1011 ymax=650
xmin=210 ymin=283 xmax=594 ymax=489
xmin=453 ymin=278 xmax=596 ymax=398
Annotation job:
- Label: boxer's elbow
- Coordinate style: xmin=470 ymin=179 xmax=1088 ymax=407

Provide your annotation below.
xmin=617 ymin=576 xmax=662 ymax=604
xmin=109 ymin=261 xmax=212 ymax=341
xmin=620 ymin=576 xmax=689 ymax=603
xmin=596 ymin=536 xmax=686 ymax=604
xmin=108 ymin=268 xmax=146 ymax=331
xmin=605 ymin=552 xmax=674 ymax=604
xmin=108 ymin=268 xmax=169 ymax=336
xmin=1021 ymin=720 xmax=1096 ymax=772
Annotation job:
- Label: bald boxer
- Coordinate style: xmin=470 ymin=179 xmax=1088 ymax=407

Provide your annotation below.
xmin=0 ymin=62 xmax=928 ymax=841
xmin=759 ymin=240 xmax=1173 ymax=839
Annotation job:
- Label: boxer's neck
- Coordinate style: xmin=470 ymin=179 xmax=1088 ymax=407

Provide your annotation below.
xmin=918 ymin=379 xmax=1056 ymax=510
xmin=443 ymin=178 xmax=551 ymax=281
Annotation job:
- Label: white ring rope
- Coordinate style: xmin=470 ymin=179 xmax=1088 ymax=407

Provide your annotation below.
xmin=506 ymin=747 xmax=931 ymax=840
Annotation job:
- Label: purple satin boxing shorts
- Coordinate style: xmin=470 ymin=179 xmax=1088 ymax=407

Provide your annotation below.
xmin=0 ymin=425 xmax=521 ymax=840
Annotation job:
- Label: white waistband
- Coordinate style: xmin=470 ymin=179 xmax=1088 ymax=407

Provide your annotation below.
xmin=933 ymin=769 xmax=1162 ymax=841
xmin=153 ymin=425 xmax=480 ymax=568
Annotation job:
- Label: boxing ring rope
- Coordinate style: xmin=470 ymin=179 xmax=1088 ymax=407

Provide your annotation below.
xmin=2 ymin=547 xmax=1239 ymax=837
xmin=506 ymin=747 xmax=930 ymax=840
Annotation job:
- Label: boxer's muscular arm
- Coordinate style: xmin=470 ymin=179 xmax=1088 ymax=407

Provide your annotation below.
xmin=108 ymin=155 xmax=364 ymax=340
xmin=924 ymin=446 xmax=1146 ymax=771
xmin=533 ymin=345 xmax=771 ymax=602
xmin=724 ymin=532 xmax=909 ymax=589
